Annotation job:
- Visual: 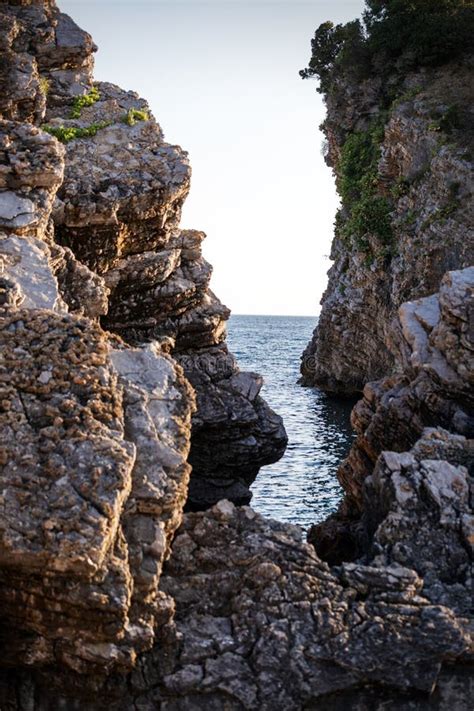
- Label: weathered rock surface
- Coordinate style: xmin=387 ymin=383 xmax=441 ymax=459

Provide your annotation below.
xmin=364 ymin=430 xmax=473 ymax=615
xmin=300 ymin=46 xmax=474 ymax=685
xmin=309 ymin=267 xmax=474 ymax=564
xmin=1 ymin=501 xmax=472 ymax=709
xmin=301 ymin=63 xmax=474 ymax=394
xmin=0 ymin=1 xmax=473 ymax=708
xmin=0 ymin=94 xmax=196 ymax=673
xmin=178 ymin=345 xmax=287 ymax=508
xmin=0 ymin=0 xmax=286 ymax=514
xmin=0 ymin=0 xmax=95 ymax=125
xmin=0 ymin=0 xmax=284 ymax=685
xmin=0 ymin=307 xmax=194 ymax=676
xmin=44 ymin=76 xmax=287 ymax=509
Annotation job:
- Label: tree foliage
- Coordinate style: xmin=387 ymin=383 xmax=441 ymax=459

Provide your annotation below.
xmin=337 ymin=119 xmax=393 ymax=251
xmin=301 ymin=0 xmax=474 ymax=93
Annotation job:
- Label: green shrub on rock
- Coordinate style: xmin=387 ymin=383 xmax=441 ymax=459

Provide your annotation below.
xmin=337 ymin=126 xmax=382 ymax=206
xmin=336 ymin=118 xmax=394 ymax=252
xmin=123 ymin=108 xmax=149 ymax=126
xmin=42 ymin=121 xmax=111 ymax=143
xmin=300 ymin=2 xmax=474 ymax=261
xmin=42 ymin=105 xmax=149 ymax=144
xmin=344 ymin=194 xmax=393 ymax=249
xmin=70 ymin=86 xmax=101 ymax=118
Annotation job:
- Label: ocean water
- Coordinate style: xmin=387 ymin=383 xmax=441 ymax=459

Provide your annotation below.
xmin=227 ymin=315 xmax=356 ymax=530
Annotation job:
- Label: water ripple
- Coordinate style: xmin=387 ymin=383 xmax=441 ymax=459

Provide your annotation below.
xmin=227 ymin=315 xmax=355 ymax=529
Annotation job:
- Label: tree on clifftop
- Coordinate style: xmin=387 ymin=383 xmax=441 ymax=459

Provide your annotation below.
xmin=301 ymin=0 xmax=474 ymax=93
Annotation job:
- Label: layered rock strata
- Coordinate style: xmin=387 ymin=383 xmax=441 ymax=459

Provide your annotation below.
xmin=301 ymin=62 xmax=474 ymax=394
xmin=300 ymin=23 xmax=473 ymax=618
xmin=0 ymin=0 xmax=284 ymax=680
xmin=309 ymin=267 xmax=474 ymax=566
xmin=0 ymin=124 xmax=195 ymax=676
xmin=0 ymin=0 xmax=287 ymax=512
xmin=47 ymin=69 xmax=286 ymax=512
xmin=0 ymin=1 xmax=473 ymax=708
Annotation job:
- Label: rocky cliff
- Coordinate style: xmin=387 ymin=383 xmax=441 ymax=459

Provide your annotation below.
xmin=0 ymin=0 xmax=287 ymax=517
xmin=298 ymin=5 xmax=474 ymax=571
xmin=0 ymin=0 xmax=285 ymax=682
xmin=301 ymin=61 xmax=473 ymax=394
xmin=0 ymin=1 xmax=473 ymax=709
xmin=309 ymin=268 xmax=474 ymax=566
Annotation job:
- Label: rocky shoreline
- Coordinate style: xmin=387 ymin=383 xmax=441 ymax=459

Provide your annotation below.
xmin=0 ymin=1 xmax=472 ymax=708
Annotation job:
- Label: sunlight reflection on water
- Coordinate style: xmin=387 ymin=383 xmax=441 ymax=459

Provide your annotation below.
xmin=227 ymin=315 xmax=356 ymax=530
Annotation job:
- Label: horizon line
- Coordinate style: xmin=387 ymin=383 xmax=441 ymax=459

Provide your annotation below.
xmin=230 ymin=313 xmax=319 ymax=318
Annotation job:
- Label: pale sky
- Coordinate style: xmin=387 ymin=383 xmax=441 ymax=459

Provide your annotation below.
xmin=59 ymin=0 xmax=365 ymax=315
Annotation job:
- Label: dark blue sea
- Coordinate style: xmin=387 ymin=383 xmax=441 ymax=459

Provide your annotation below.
xmin=227 ymin=315 xmax=355 ymax=530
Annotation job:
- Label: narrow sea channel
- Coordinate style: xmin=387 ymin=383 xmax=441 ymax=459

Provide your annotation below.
xmin=227 ymin=315 xmax=355 ymax=529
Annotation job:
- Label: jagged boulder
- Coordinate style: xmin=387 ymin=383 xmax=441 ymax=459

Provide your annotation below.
xmin=2 ymin=501 xmax=470 ymax=709
xmin=309 ymin=267 xmax=474 ymax=563
xmin=180 ymin=348 xmax=287 ymax=507
xmin=363 ymin=429 xmax=473 ymax=614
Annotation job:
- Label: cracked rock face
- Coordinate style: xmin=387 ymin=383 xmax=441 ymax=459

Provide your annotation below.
xmin=0 ymin=305 xmax=194 ymax=675
xmin=5 ymin=501 xmax=471 ymax=710
xmin=1 ymin=0 xmax=287 ymax=507
xmin=301 ymin=63 xmax=474 ymax=394
xmin=0 ymin=0 xmax=285 ymax=684
xmin=45 ymin=79 xmax=287 ymax=508
xmin=310 ymin=267 xmax=474 ymax=565
xmin=0 ymin=0 xmax=196 ymax=678
xmin=152 ymin=503 xmax=470 ymax=710
xmin=0 ymin=1 xmax=473 ymax=708
xmin=0 ymin=121 xmax=64 ymax=235
xmin=0 ymin=310 xmax=134 ymax=577
xmin=364 ymin=431 xmax=473 ymax=615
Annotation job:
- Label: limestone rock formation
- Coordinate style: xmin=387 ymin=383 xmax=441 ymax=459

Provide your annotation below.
xmin=1 ymin=499 xmax=472 ymax=709
xmin=364 ymin=430 xmax=473 ymax=615
xmin=301 ymin=62 xmax=474 ymax=394
xmin=0 ymin=0 xmax=284 ymax=682
xmin=148 ymin=502 xmax=471 ymax=710
xmin=0 ymin=1 xmax=473 ymax=708
xmin=299 ymin=18 xmax=473 ymax=648
xmin=296 ymin=13 xmax=474 ymax=704
xmin=0 ymin=0 xmax=286 ymax=513
xmin=179 ymin=348 xmax=287 ymax=508
xmin=0 ymin=86 xmax=195 ymax=673
xmin=309 ymin=267 xmax=474 ymax=565
xmin=0 ymin=251 xmax=194 ymax=678
xmin=45 ymin=63 xmax=287 ymax=512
